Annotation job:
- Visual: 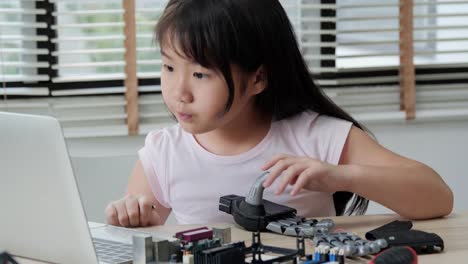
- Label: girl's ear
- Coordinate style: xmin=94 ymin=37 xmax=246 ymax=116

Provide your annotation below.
xmin=251 ymin=66 xmax=268 ymax=95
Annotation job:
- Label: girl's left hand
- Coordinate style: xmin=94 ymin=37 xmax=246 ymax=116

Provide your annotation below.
xmin=261 ymin=154 xmax=349 ymax=195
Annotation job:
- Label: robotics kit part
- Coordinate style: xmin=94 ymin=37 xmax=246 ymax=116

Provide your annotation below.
xmin=219 ymin=172 xmax=334 ymax=236
xmin=219 ymin=194 xmax=297 ymax=232
xmin=368 ymin=246 xmax=418 ymax=264
xmin=366 ymin=220 xmax=444 ymax=254
xmin=266 ymin=218 xmax=334 ymax=237
xmin=133 ymin=234 xmax=155 ymax=264
xmin=194 ymin=231 xmax=305 ymax=264
xmin=312 ymin=232 xmax=388 ymax=258
xmin=194 ymin=241 xmax=246 ymax=264
xmin=0 ymin=250 xmax=18 ymax=264
xmin=219 ymin=172 xmax=297 ymax=232
xmin=305 ymin=246 xmax=346 ymax=264
xmin=212 ymin=227 xmax=231 ymax=244
xmin=153 ymin=238 xmax=181 ymax=262
xmin=175 ymin=227 xmax=213 ymax=242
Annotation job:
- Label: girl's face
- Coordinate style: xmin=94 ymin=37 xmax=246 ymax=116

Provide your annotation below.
xmin=160 ymin=42 xmax=262 ymax=134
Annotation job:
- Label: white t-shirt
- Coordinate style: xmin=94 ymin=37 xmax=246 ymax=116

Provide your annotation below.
xmin=138 ymin=111 xmax=352 ymax=224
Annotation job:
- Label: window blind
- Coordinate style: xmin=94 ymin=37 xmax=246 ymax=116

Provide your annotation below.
xmin=300 ymin=0 xmax=440 ymax=85
xmin=298 ymin=0 xmax=468 ymax=118
xmin=50 ymin=0 xmax=126 ymax=86
xmin=0 ymin=0 xmax=49 ymax=96
xmin=412 ymin=0 xmax=468 ymax=114
xmin=48 ymin=0 xmax=166 ymax=95
xmin=1 ymin=0 xmax=468 ymax=138
xmin=297 ymin=0 xmax=403 ymax=115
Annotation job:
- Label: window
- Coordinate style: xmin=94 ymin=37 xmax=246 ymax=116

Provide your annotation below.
xmin=1 ymin=0 xmax=468 ymax=137
xmin=1 ymin=0 xmax=171 ymax=137
xmin=52 ymin=0 xmax=166 ymax=88
xmin=0 ymin=0 xmax=49 ymax=96
xmin=299 ymin=0 xmax=468 ymax=118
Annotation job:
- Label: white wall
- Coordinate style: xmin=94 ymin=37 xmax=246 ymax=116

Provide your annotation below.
xmin=364 ymin=120 xmax=467 ymax=214
xmin=67 ymin=119 xmax=468 ymax=223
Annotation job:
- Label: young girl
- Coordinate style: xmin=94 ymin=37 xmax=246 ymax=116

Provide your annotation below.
xmin=105 ymin=0 xmax=453 ymax=227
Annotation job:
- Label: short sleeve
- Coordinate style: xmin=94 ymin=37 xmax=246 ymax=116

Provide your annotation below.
xmin=314 ymin=115 xmax=352 ymax=165
xmin=286 ymin=111 xmax=352 ymax=165
xmin=138 ymin=130 xmax=171 ymax=208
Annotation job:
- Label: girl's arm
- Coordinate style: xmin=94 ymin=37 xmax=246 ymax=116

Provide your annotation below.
xmin=105 ymin=160 xmax=172 ymax=226
xmin=262 ymin=126 xmax=453 ymax=220
xmin=127 ymin=160 xmax=172 ymax=223
xmin=337 ymin=126 xmax=453 ymax=219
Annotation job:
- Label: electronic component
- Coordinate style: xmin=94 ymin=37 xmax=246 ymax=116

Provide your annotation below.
xmin=195 ymin=241 xmax=246 ymax=264
xmin=212 ymin=227 xmax=231 ymax=244
xmin=175 ymin=227 xmax=213 ymax=243
xmin=153 ymin=238 xmax=181 ymax=262
xmin=182 ymin=251 xmax=195 ymax=264
xmin=184 ymin=230 xmax=305 ymax=264
xmin=133 ymin=234 xmax=154 ymax=264
xmin=301 ymin=246 xmax=345 ymax=264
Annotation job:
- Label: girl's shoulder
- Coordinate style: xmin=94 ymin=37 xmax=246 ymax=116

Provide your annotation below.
xmin=284 ymin=110 xmax=319 ymax=124
xmin=280 ymin=110 xmax=350 ymax=128
xmin=277 ymin=111 xmax=353 ymax=164
xmin=143 ymin=123 xmax=186 ymax=148
xmin=277 ymin=110 xmax=352 ymax=140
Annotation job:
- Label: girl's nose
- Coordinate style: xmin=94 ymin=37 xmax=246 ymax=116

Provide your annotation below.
xmin=178 ymin=92 xmax=193 ymax=104
xmin=174 ymin=78 xmax=194 ymax=103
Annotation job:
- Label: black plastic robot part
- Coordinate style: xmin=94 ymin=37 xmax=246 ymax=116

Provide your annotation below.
xmin=219 ymin=172 xmax=298 ymax=232
xmin=365 ymin=220 xmax=444 ymax=254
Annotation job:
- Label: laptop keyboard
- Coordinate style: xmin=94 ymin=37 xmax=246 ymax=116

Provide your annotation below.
xmin=93 ymin=238 xmax=133 ymax=264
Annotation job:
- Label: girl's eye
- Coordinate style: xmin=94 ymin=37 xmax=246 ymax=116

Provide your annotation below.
xmin=193 ymin=72 xmax=207 ymax=79
xmin=163 ymin=64 xmax=174 ymax=72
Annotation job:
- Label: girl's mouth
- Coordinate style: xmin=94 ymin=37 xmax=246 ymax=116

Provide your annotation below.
xmin=177 ymin=112 xmax=193 ymax=121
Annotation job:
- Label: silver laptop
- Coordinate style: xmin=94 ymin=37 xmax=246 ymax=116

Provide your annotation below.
xmin=0 ymin=112 xmax=170 ymax=264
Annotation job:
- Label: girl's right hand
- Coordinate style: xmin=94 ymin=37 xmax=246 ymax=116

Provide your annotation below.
xmin=105 ymin=194 xmax=161 ymax=227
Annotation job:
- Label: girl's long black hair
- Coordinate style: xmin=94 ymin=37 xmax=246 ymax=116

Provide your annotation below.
xmin=155 ymin=0 xmax=369 ymax=215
